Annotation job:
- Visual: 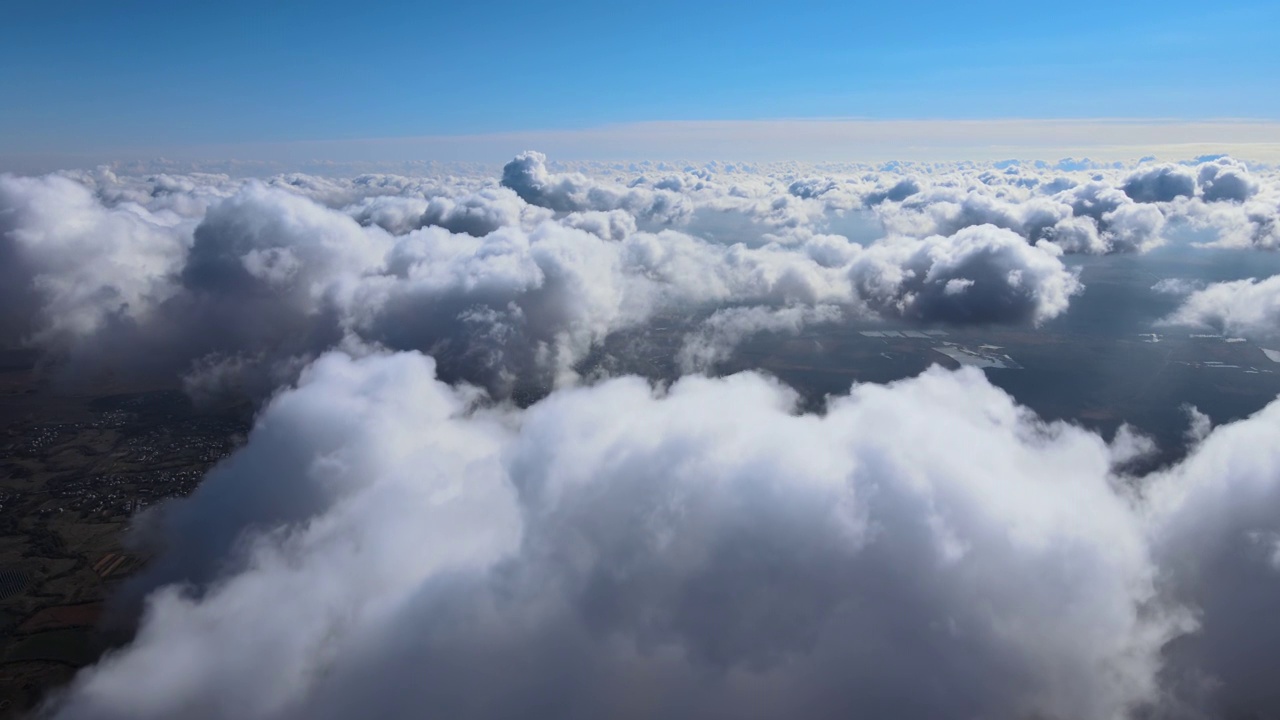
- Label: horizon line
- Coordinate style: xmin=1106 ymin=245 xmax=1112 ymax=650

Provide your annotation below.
xmin=6 ymin=117 xmax=1280 ymax=174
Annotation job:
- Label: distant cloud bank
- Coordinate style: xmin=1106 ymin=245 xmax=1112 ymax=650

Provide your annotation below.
xmin=5 ymin=151 xmax=1280 ymax=396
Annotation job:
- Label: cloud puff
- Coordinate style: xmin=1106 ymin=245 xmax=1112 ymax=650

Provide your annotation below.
xmin=1145 ymin=398 xmax=1280 ymax=717
xmin=0 ymin=173 xmax=189 ymax=347
xmin=45 ymin=350 xmax=1280 ymax=720
xmin=1177 ymin=199 xmax=1280 ymax=250
xmin=849 ymin=225 xmax=1080 ymax=325
xmin=501 ymin=151 xmax=692 ymax=224
xmin=39 ymin=352 xmax=1173 ymax=720
xmin=1122 ymin=164 xmax=1198 ymax=203
xmin=560 ymin=209 xmax=638 ymax=241
xmin=1160 ymin=274 xmax=1280 ymax=341
xmin=870 ymin=174 xmax=1171 ymax=254
xmin=1198 ymin=157 xmax=1259 ymax=203
xmin=3 ymin=159 xmax=1093 ymax=400
xmin=864 ymin=176 xmax=921 ymax=205
xmin=348 ymin=187 xmax=551 ymax=238
xmin=763 ymin=156 xmax=1279 ymax=253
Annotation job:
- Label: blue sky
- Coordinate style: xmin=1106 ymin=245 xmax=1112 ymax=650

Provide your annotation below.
xmin=2 ymin=0 xmax=1277 ymax=162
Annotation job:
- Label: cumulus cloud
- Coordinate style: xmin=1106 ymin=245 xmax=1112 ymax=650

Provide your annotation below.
xmin=864 ymin=176 xmax=921 ymax=205
xmin=501 ymin=151 xmax=691 ymax=224
xmin=1160 ymin=275 xmax=1280 ymax=341
xmin=771 ymin=155 xmax=1280 ymax=254
xmin=283 ymin=153 xmax=1280 ymax=256
xmin=1145 ymin=398 xmax=1280 ymax=717
xmin=1123 ymin=164 xmax=1198 ymax=203
xmin=1198 ymin=157 xmax=1259 ymax=203
xmin=786 ymin=176 xmax=839 ymax=200
xmin=560 ymin=209 xmax=637 ymax=241
xmin=1179 ymin=199 xmax=1280 ymax=250
xmin=38 ymin=350 xmax=1280 ymax=720
xmin=3 ymin=157 xmax=1103 ymax=399
xmin=38 ymin=356 xmax=1140 ymax=718
xmin=848 ymin=225 xmax=1080 ymax=325
xmin=676 ymin=304 xmax=842 ymax=373
xmin=870 ymin=173 xmax=1173 ymax=254
xmin=1152 ymin=278 xmax=1206 ymax=296
xmin=0 ymin=173 xmax=190 ymax=347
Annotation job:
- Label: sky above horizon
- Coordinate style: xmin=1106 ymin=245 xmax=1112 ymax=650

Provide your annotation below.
xmin=3 ymin=0 xmax=1278 ymax=166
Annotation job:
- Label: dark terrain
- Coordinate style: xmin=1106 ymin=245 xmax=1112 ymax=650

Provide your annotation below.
xmin=0 ymin=351 xmax=249 ymax=717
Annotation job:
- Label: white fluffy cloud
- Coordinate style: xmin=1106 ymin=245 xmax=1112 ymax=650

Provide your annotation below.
xmin=501 ymin=151 xmax=693 ymax=224
xmin=1160 ymin=275 xmax=1280 ymax=341
xmin=761 ymin=156 xmax=1277 ymax=253
xmin=1197 ymin=157 xmax=1259 ymax=203
xmin=848 ymin=225 xmax=1080 ymax=325
xmin=1145 ymin=398 xmax=1280 ymax=715
xmin=0 ymin=173 xmax=191 ymax=345
xmin=42 ymin=350 xmax=1280 ymax=720
xmin=1122 ymin=164 xmax=1198 ymax=203
xmin=8 ymin=152 xmax=1280 ymax=399
xmin=1 ymin=158 xmax=1092 ymax=399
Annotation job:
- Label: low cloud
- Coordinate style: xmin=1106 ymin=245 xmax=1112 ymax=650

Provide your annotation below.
xmin=1160 ymin=275 xmax=1280 ymax=341
xmin=0 ymin=173 xmax=190 ymax=347
xmin=1198 ymin=157 xmax=1259 ymax=203
xmin=849 ymin=225 xmax=1080 ymax=325
xmin=40 ymin=350 xmax=1280 ymax=720
xmin=9 ymin=151 xmax=1280 ymax=720
xmin=3 ymin=156 xmax=1101 ymax=399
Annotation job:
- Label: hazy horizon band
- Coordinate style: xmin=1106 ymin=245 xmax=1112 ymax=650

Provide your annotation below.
xmin=7 ymin=117 xmax=1280 ymax=174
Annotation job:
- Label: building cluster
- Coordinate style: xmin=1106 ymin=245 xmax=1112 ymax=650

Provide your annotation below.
xmin=44 ymin=468 xmax=210 ymax=519
xmin=3 ymin=406 xmax=246 ymax=522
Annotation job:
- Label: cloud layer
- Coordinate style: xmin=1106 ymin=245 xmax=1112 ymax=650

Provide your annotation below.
xmin=2 ymin=155 xmax=1117 ymax=399
xmin=9 ymin=151 xmax=1276 ymax=395
xmin=7 ymin=152 xmax=1280 ymax=719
